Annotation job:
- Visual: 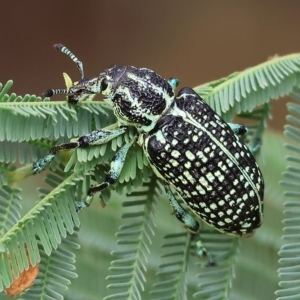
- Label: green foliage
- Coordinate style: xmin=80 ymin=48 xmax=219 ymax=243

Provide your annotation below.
xmin=275 ymin=87 xmax=300 ymax=300
xmin=0 ymin=53 xmax=300 ymax=299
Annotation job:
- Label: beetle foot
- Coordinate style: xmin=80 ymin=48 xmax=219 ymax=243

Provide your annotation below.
xmin=193 ymin=235 xmax=215 ymax=266
xmin=249 ymin=137 xmax=262 ymax=154
xmin=75 ymin=195 xmax=93 ymax=212
xmin=32 ymin=154 xmax=55 ymax=174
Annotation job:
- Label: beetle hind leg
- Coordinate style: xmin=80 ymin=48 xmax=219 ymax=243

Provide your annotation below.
xmin=227 ymin=122 xmax=247 ymax=136
xmin=248 ymin=137 xmax=262 ymax=155
xmin=165 ymin=184 xmax=215 ymax=265
xmin=228 ymin=122 xmax=262 ymax=155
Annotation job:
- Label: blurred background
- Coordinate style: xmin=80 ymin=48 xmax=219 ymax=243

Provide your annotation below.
xmin=1 ymin=1 xmax=300 ymax=131
xmin=1 ymin=1 xmax=300 ymax=299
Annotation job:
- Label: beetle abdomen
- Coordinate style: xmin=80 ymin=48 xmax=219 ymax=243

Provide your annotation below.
xmin=144 ymin=89 xmax=264 ymax=236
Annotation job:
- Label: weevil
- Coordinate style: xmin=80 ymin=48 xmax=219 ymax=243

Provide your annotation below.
xmin=33 ymin=44 xmax=264 ymax=260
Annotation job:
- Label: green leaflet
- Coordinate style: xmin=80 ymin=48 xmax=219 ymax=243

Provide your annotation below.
xmin=105 ymin=179 xmax=161 ymax=300
xmin=195 ymin=54 xmax=300 ymax=122
xmin=0 ymin=167 xmax=81 ymax=298
xmin=276 ymin=87 xmax=300 ymax=300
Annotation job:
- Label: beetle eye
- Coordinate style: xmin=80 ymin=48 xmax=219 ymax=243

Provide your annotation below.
xmin=101 ymin=78 xmax=108 ymax=91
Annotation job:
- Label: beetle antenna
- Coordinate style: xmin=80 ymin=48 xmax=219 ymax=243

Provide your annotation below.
xmin=53 ymin=44 xmax=84 ymax=80
xmin=41 ymin=88 xmax=68 ymax=98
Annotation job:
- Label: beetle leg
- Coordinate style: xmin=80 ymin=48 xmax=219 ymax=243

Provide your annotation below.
xmin=165 ymin=184 xmax=199 ymax=232
xmin=168 ymin=77 xmax=179 ymax=90
xmin=248 ymin=137 xmax=262 ymax=154
xmin=227 ymin=122 xmax=262 ymax=155
xmin=164 ymin=184 xmax=215 ymax=265
xmin=32 ymin=125 xmax=127 ymax=174
xmin=227 ymin=123 xmax=247 ymax=136
xmin=75 ymin=136 xmax=137 ymax=212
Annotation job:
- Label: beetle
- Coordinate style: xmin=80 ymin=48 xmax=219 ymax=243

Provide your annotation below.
xmin=33 ymin=44 xmax=264 ymax=260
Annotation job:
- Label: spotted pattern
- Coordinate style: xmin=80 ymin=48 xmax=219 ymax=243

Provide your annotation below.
xmin=144 ymin=87 xmax=264 ymax=236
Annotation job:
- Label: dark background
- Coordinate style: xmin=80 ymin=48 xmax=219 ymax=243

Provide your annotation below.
xmin=1 ymin=1 xmax=300 ymax=130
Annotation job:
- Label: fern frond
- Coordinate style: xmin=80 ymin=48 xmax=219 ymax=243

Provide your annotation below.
xmin=0 ymin=80 xmax=113 ymax=144
xmin=276 ymin=88 xmax=300 ymax=300
xmin=150 ymin=232 xmax=191 ymax=300
xmin=0 ymin=101 xmax=109 ymax=141
xmin=0 ymin=139 xmax=56 ymax=165
xmin=0 ymin=164 xmax=16 ymax=189
xmin=104 ymin=178 xmax=161 ymax=300
xmin=193 ymin=232 xmax=239 ymax=299
xmin=194 ymin=54 xmax=300 ymax=121
xmin=0 ymin=166 xmax=81 ymax=293
xmin=17 ymin=230 xmax=79 ymax=300
xmin=0 ymin=185 xmax=22 ymax=239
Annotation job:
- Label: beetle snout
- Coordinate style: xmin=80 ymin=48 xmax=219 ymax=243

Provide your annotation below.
xmin=67 ymin=84 xmax=95 ymax=104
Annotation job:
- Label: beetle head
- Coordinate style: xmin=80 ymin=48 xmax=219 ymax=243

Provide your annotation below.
xmin=41 ymin=45 xmax=176 ymax=132
xmin=66 ymin=65 xmax=126 ymax=104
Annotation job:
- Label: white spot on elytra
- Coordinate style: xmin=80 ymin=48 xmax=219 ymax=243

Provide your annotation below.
xmin=210 ymin=203 xmax=217 ymax=210
xmin=185 ymin=150 xmax=195 ymax=161
xmin=184 ymin=170 xmax=195 ymax=184
xmin=196 ymin=151 xmax=207 ymax=162
xmin=171 ymin=139 xmax=178 ymax=146
xmin=184 ymin=161 xmax=191 ymax=169
xmin=204 ymin=147 xmax=211 ymax=153
xmin=227 ymin=209 xmax=233 ymax=215
xmin=170 ymin=159 xmax=179 ymax=167
xmin=206 ymin=172 xmax=215 ymax=182
xmin=243 ymin=194 xmax=248 ymax=200
xmin=199 ymin=177 xmax=208 ymax=186
xmin=171 ymin=150 xmax=180 ymax=158
xmin=230 ymin=189 xmax=236 ymax=195
xmin=196 ymin=185 xmax=206 ymax=195
xmin=192 ymin=135 xmax=198 ymax=142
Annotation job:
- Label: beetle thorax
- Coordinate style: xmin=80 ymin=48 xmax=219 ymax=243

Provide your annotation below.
xmin=104 ymin=66 xmax=175 ymax=133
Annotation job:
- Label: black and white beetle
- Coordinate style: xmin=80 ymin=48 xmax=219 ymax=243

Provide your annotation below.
xmin=33 ymin=44 xmax=264 ymax=259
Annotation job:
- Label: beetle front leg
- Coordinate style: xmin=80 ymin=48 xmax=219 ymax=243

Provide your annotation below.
xmin=75 ymin=136 xmax=137 ymax=212
xmin=32 ymin=125 xmax=127 ymax=174
xmin=165 ymin=184 xmax=214 ymax=265
xmin=168 ymin=77 xmax=179 ymax=90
